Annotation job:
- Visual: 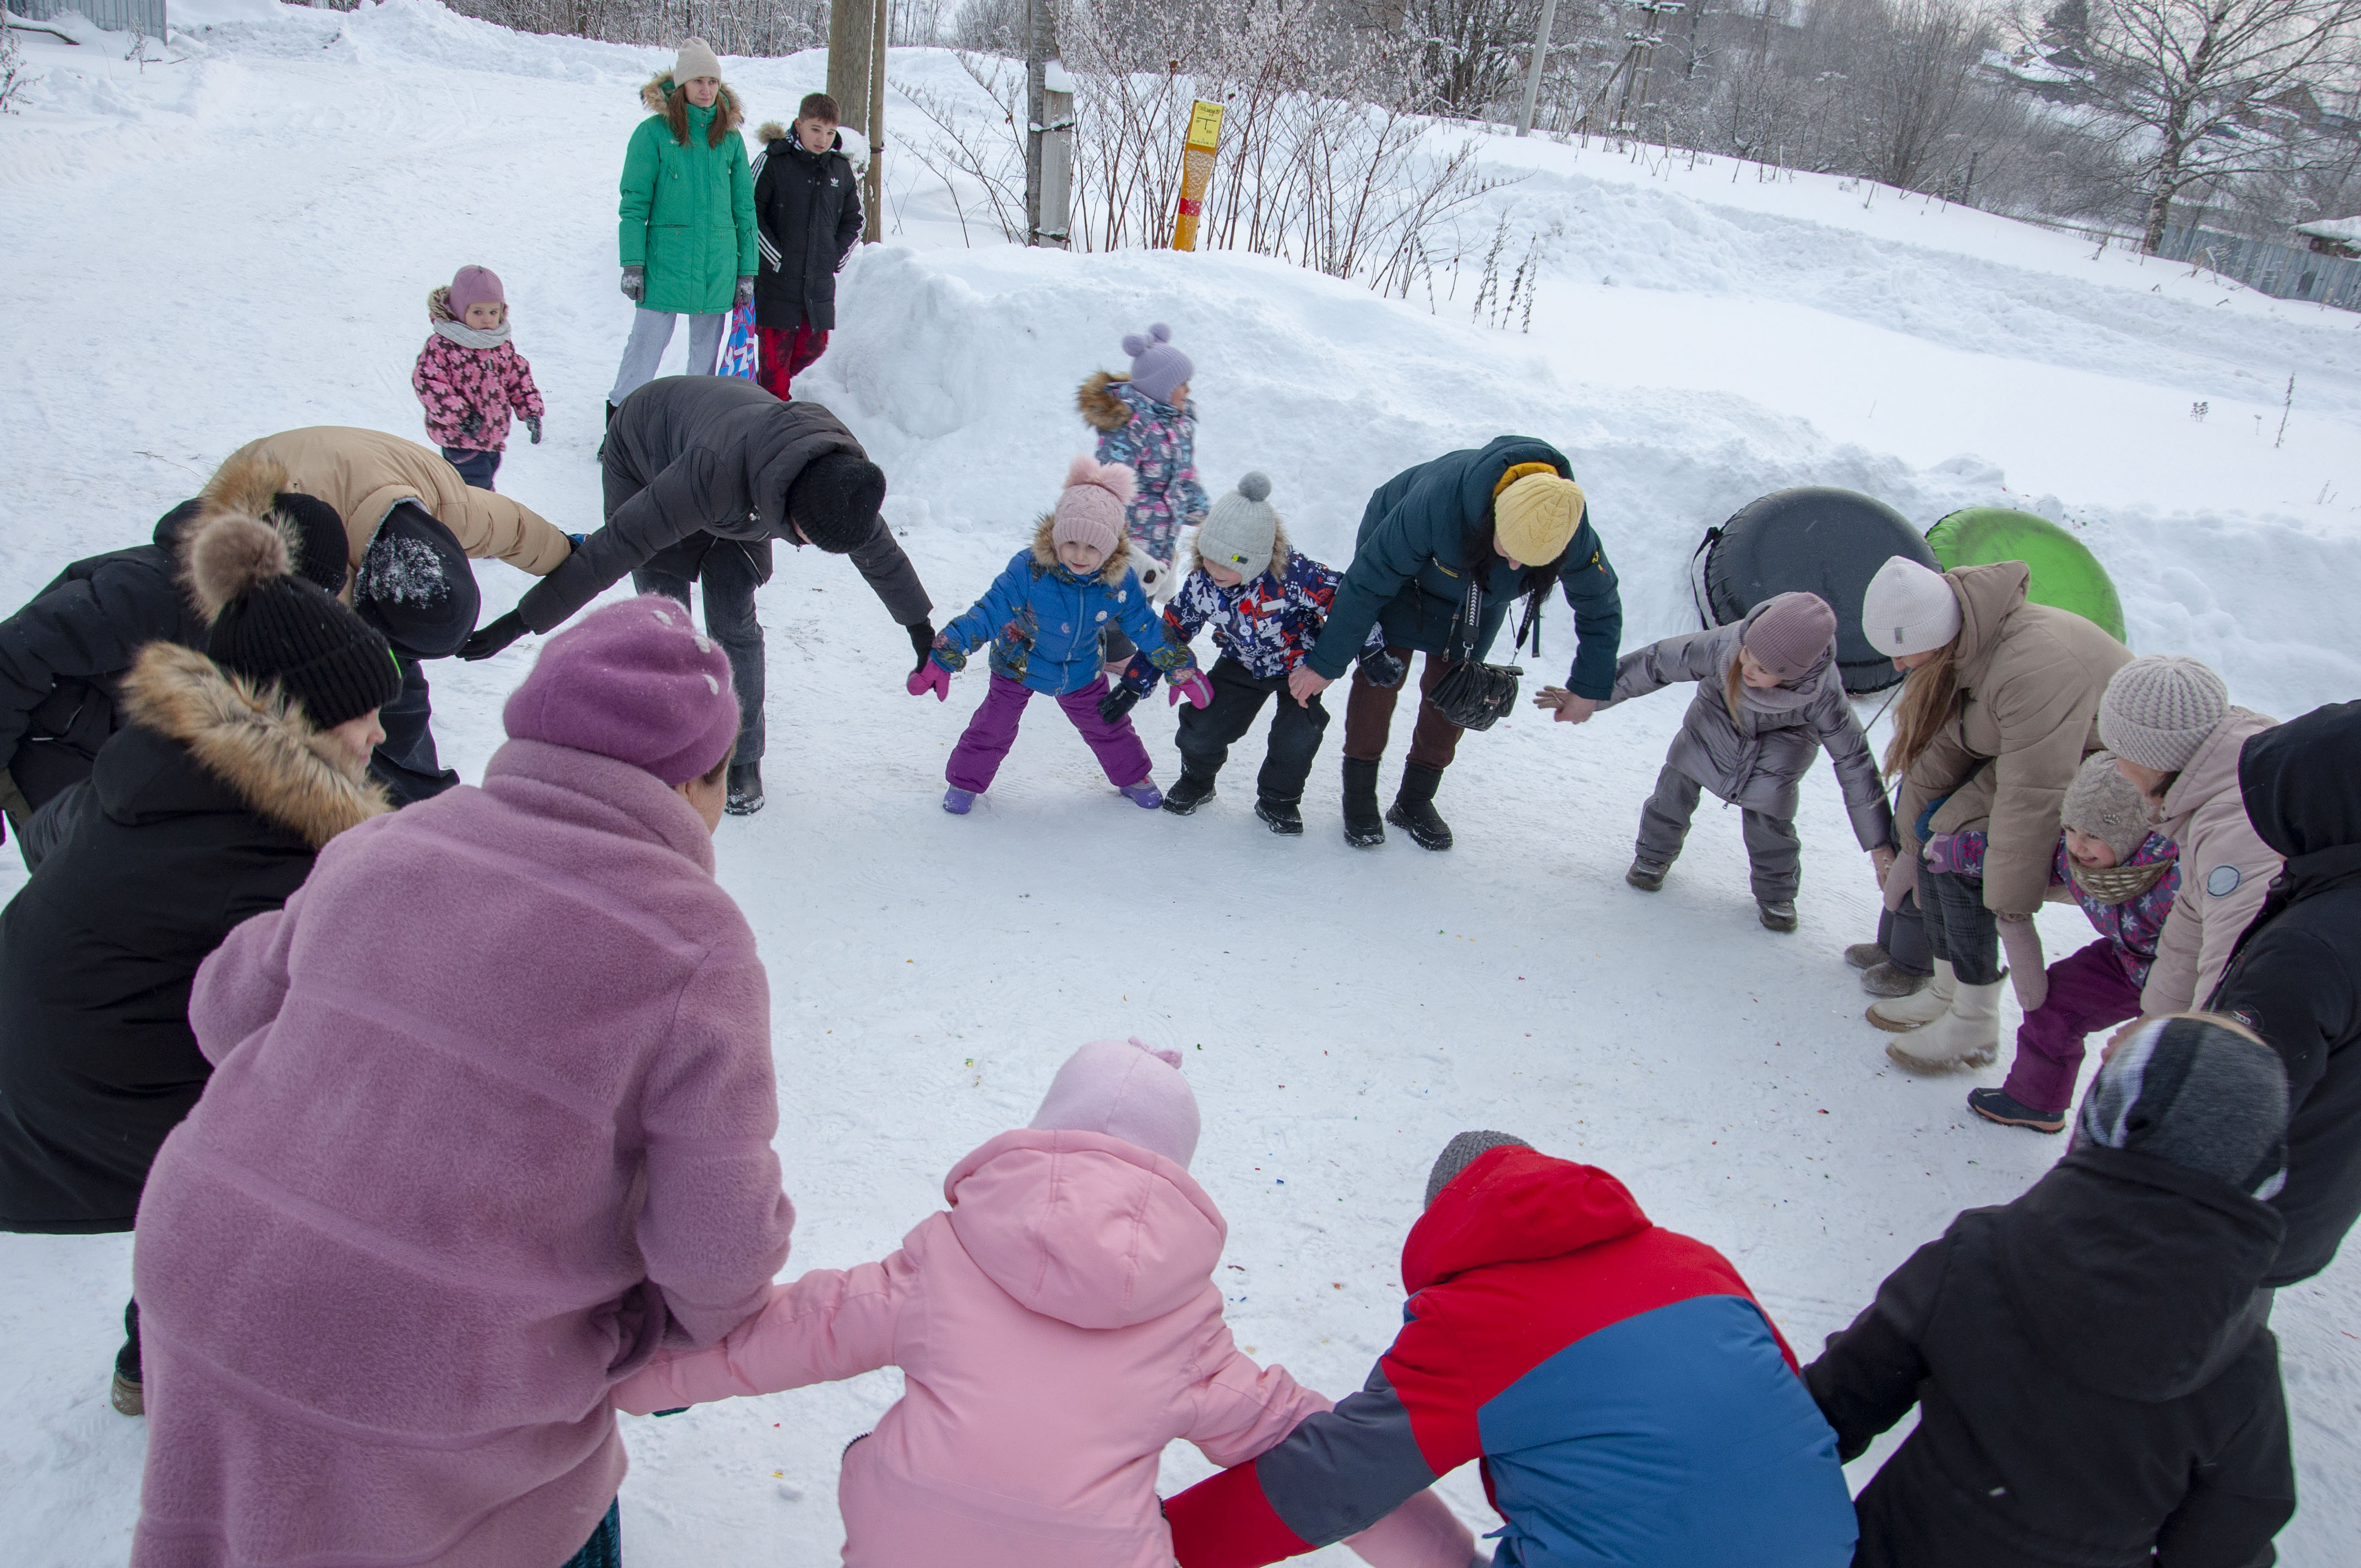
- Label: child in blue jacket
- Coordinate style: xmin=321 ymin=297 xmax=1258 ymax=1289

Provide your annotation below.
xmin=909 ymin=456 xmax=1208 ymax=814
xmin=1107 ymin=472 xmax=1395 ymax=835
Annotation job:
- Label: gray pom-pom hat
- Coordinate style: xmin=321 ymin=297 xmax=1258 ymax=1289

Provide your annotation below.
xmin=1194 ymin=471 xmax=1280 ymax=583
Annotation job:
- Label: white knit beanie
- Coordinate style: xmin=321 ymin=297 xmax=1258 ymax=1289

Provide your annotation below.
xmin=673 ymin=36 xmax=722 ymax=82
xmin=2100 ymin=656 xmax=2228 ymax=774
xmin=1195 ymin=472 xmax=1279 ymax=582
xmin=1860 ymin=556 xmax=1962 ymax=657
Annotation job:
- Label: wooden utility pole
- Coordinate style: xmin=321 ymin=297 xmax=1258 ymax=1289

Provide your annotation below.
xmin=1516 ymin=0 xmax=1561 ymax=136
xmin=1025 ymin=0 xmax=1073 ymax=246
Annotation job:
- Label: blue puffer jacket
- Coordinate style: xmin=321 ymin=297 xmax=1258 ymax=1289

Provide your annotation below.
xmin=932 ymin=518 xmax=1195 ymax=697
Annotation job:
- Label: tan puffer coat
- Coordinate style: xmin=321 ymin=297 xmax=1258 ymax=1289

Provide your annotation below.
xmin=2141 ymin=706 xmax=2282 ymax=1015
xmin=216 ymin=428 xmax=575 ymax=587
xmin=1897 ymin=563 xmax=2132 ymax=918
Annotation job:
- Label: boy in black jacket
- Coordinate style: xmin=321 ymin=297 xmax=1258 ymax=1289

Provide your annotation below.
xmin=1807 ymin=1014 xmax=2295 ymax=1568
xmin=750 ymin=91 xmax=862 ymax=402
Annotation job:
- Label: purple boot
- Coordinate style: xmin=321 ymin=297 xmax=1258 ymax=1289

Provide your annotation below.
xmin=1119 ymin=780 xmax=1162 ymax=810
xmin=943 ymin=787 xmax=976 ymax=815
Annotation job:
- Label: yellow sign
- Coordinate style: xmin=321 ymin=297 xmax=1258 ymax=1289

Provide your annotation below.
xmin=1172 ymin=100 xmax=1227 ymax=252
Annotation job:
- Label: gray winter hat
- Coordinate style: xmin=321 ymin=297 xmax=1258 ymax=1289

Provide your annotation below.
xmin=2061 ymin=750 xmax=2152 ymax=862
xmin=2077 ymin=1016 xmax=2288 ymax=1199
xmin=1195 ymin=472 xmax=1279 ymax=582
xmin=2100 ymin=656 xmax=2229 ymax=775
xmin=1425 ymin=1130 xmax=1530 ymax=1208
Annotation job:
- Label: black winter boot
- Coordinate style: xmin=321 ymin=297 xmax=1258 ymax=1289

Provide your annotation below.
xmin=111 ymin=1300 xmax=142 ymax=1417
xmin=1341 ymin=758 xmax=1385 ymax=848
xmin=1386 ymin=763 xmax=1452 ymax=851
xmin=725 ymin=761 xmax=765 ymax=816
xmin=1162 ymin=772 xmax=1217 ymax=815
xmin=1255 ymin=798 xmax=1303 ymax=835
xmin=1968 ymin=1086 xmax=2066 ymax=1134
xmin=1626 ymin=858 xmax=1668 ymax=891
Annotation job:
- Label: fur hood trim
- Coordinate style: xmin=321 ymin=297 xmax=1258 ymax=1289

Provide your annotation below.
xmin=1183 ymin=520 xmax=1292 ymax=580
xmin=186 ymin=453 xmax=314 ymax=618
xmin=756 ymin=119 xmax=786 ymax=143
xmin=120 ymin=643 xmax=389 ymax=848
xmin=1029 ymin=513 xmax=1135 ymax=587
xmin=427 ymin=284 xmax=456 ymax=324
xmin=640 ymin=72 xmax=744 ymax=132
xmin=1077 ymin=369 xmax=1134 ymax=432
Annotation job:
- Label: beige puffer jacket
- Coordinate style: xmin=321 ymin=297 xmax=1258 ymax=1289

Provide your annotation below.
xmin=219 ymin=428 xmax=574 ymax=587
xmin=2140 ymin=706 xmax=2282 ymax=1015
xmin=1897 ymin=563 xmax=2132 ymax=918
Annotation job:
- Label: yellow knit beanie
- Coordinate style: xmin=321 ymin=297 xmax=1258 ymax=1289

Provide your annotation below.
xmin=1493 ymin=470 xmax=1586 ymax=565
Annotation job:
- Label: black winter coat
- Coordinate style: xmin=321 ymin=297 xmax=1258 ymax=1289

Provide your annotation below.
xmin=0 ymin=644 xmax=386 ymax=1234
xmin=2211 ymin=699 xmax=2361 ymax=1288
xmin=752 ymin=129 xmax=861 ymax=332
xmin=0 ymin=500 xmax=205 ymax=815
xmin=518 ymin=376 xmax=930 ymax=633
xmin=1805 ymin=1146 xmax=2293 ymax=1568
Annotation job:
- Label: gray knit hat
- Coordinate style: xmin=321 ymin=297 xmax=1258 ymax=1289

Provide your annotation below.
xmin=673 ymin=36 xmax=722 ymax=82
xmin=1195 ymin=472 xmax=1279 ymax=583
xmin=2061 ymin=750 xmax=2152 ymax=862
xmin=1741 ymin=592 xmax=1837 ymax=683
xmin=1425 ymin=1130 xmax=1530 ymax=1207
xmin=2076 ymin=1016 xmax=2288 ymax=1199
xmin=2100 ymin=656 xmax=2229 ymax=774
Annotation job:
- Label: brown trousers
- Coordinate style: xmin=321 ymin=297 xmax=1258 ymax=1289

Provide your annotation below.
xmin=1342 ymin=647 xmax=1465 ymax=771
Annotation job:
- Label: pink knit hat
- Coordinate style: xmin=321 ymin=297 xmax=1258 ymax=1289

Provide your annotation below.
xmin=1049 ymin=454 xmax=1135 ymax=559
xmin=448 ymin=265 xmax=505 ymax=315
xmin=1028 ymin=1037 xmax=1200 ymax=1169
xmin=1742 ymin=591 xmax=1838 ymax=682
xmin=502 ymin=596 xmax=739 ymax=785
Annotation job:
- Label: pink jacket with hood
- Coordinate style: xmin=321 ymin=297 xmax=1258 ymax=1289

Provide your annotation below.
xmin=615 ymin=1039 xmax=1471 ymax=1568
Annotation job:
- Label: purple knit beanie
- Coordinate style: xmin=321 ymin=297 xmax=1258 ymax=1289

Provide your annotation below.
xmin=1028 ymin=1037 xmax=1200 ymax=1169
xmin=502 ymin=596 xmax=738 ymax=785
xmin=449 ymin=265 xmax=505 ymax=316
xmin=1122 ymin=323 xmax=1193 ymax=407
xmin=1742 ymin=591 xmax=1838 ymax=682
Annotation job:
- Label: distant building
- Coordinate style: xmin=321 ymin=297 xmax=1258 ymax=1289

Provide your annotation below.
xmin=2295 ymin=216 xmax=2361 ymax=259
xmin=13 ymin=0 xmax=166 ymax=36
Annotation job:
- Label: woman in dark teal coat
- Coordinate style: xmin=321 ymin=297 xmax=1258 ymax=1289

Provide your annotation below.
xmin=1289 ymin=435 xmax=1622 ymax=850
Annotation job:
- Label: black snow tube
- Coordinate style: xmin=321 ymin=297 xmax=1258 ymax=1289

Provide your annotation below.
xmin=1693 ymin=487 xmax=1940 ymax=694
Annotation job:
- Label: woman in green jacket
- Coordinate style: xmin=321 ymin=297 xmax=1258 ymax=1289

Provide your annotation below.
xmin=607 ymin=39 xmax=757 ymax=419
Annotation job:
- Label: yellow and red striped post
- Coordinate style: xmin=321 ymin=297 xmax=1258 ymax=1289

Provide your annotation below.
xmin=1169 ymin=100 xmax=1226 ymax=252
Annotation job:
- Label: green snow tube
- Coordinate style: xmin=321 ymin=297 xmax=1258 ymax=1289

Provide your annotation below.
xmin=1925 ymin=508 xmax=2128 ymax=645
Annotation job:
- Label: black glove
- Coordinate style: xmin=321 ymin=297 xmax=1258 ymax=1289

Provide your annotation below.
xmin=908 ymin=620 xmax=937 ymax=673
xmin=458 ymin=611 xmax=529 ymax=662
xmin=525 ymin=416 xmax=543 ymax=445
xmin=459 ymin=410 xmax=482 ymax=441
xmin=621 ymin=265 xmax=645 ymax=303
xmin=1357 ymin=648 xmax=1407 ymax=689
xmin=1098 ymin=684 xmax=1144 ymax=725
xmin=735 ymin=275 xmax=755 ymax=310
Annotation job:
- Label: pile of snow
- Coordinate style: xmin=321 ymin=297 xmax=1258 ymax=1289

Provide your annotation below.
xmin=1 ymin=5 xmax=2356 ymax=1565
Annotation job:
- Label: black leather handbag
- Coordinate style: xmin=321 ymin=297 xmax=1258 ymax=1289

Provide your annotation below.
xmin=1427 ymin=571 xmax=1537 ymax=732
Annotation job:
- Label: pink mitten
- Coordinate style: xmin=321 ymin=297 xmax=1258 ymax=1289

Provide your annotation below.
xmin=1169 ymin=669 xmax=1213 ymax=709
xmin=907 ymin=662 xmax=951 ymax=701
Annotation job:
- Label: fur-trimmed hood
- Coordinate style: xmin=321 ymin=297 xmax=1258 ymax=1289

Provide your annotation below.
xmin=1029 ymin=512 xmax=1135 ymax=586
xmin=119 ymin=643 xmax=388 ymax=848
xmin=1077 ymin=369 xmax=1133 ymax=432
xmin=640 ymin=70 xmax=744 ymax=134
xmin=186 ymin=451 xmax=347 ymax=605
xmin=427 ymin=284 xmax=457 ymax=324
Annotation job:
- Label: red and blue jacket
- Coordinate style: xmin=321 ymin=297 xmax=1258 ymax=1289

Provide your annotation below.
xmin=1165 ymin=1146 xmax=1857 ymax=1567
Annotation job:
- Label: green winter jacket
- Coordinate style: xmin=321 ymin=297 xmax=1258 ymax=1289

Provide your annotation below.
xmin=618 ymin=74 xmax=757 ymax=317
xmin=1307 ymin=435 xmax=1624 ymax=698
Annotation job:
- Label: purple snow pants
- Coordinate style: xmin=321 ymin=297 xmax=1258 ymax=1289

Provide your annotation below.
xmin=2001 ymin=938 xmax=2146 ymax=1114
xmin=946 ymin=672 xmax=1153 ymax=794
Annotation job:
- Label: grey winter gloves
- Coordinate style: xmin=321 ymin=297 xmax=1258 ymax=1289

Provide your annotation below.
xmin=2099 ymin=656 xmax=2231 ymax=774
xmin=735 ymin=275 xmax=755 ymax=311
xmin=2079 ymin=1015 xmax=2289 ymax=1199
xmin=1426 ymin=1130 xmax=1531 ymax=1207
xmin=621 ymin=265 xmax=645 ymax=303
xmin=1861 ymin=556 xmax=1962 ymax=658
xmin=1195 ymin=472 xmax=1279 ymax=582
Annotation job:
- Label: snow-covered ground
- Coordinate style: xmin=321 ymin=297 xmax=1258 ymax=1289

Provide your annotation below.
xmin=2 ymin=3 xmax=2357 ymax=1563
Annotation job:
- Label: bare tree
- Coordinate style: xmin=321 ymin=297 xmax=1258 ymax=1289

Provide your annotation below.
xmin=2078 ymin=0 xmax=2361 ymax=251
xmin=1842 ymin=0 xmax=2000 ymax=190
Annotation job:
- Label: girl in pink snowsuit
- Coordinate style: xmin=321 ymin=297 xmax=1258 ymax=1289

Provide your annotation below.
xmin=412 ymin=264 xmax=546 ymax=492
xmin=613 ymin=1038 xmax=1472 ymax=1568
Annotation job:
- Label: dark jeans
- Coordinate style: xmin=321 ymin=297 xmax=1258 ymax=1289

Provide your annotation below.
xmin=1633 ymin=763 xmax=1803 ymax=903
xmin=1176 ymin=657 xmax=1331 ymax=804
xmin=634 ymin=539 xmax=768 ymax=765
xmin=1342 ymin=646 xmax=1464 ymax=771
xmin=440 ymin=446 xmax=501 ymax=492
xmin=1920 ymin=866 xmax=2001 ymax=985
xmin=117 ymin=1298 xmax=140 ymax=1384
xmin=561 ymin=1500 xmax=621 ymax=1568
xmin=1875 ymin=891 xmax=1934 ymax=978
xmin=368 ymin=654 xmax=461 ymax=805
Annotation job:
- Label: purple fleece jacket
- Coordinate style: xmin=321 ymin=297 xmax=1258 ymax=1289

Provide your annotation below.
xmin=130 ymin=737 xmax=795 ymax=1568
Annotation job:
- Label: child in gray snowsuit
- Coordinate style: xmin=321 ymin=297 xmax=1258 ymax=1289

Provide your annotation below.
xmin=1604 ymin=592 xmax=1893 ymax=930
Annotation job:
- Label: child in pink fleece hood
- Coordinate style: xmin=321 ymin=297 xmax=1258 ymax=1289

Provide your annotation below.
xmin=614 ymin=1038 xmax=1473 ymax=1567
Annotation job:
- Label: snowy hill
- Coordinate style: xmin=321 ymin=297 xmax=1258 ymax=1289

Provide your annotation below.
xmin=2 ymin=3 xmax=2357 ymax=1563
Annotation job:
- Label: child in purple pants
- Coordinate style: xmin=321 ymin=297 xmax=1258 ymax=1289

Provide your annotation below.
xmin=1967 ymin=752 xmax=2180 ymax=1133
xmin=908 ymin=456 xmax=1209 ymax=814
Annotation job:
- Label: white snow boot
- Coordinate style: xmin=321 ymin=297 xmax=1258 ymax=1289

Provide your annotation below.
xmin=1885 ymin=981 xmax=2003 ymax=1073
xmin=1867 ymin=958 xmax=1955 ymax=1032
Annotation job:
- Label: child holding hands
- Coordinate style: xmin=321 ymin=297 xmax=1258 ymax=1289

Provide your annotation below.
xmin=412 ymin=265 xmax=546 ymax=491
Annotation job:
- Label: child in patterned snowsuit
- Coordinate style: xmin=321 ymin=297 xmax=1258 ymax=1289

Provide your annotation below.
xmin=412 ymin=265 xmax=545 ymax=492
xmin=1078 ymin=323 xmax=1207 ymax=582
xmin=909 ymin=457 xmax=1208 ymax=814
xmin=1961 ymin=752 xmax=2182 ymax=1132
xmin=1108 ymin=472 xmax=1394 ymax=835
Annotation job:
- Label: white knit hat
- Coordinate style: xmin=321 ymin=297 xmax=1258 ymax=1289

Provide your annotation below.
xmin=673 ymin=36 xmax=722 ymax=82
xmin=2099 ymin=656 xmax=2229 ymax=774
xmin=1195 ymin=472 xmax=1279 ymax=582
xmin=1860 ymin=556 xmax=1962 ymax=657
